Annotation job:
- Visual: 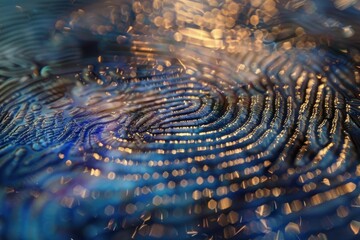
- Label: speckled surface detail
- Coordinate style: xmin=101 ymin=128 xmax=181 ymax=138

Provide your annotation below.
xmin=0 ymin=1 xmax=360 ymax=239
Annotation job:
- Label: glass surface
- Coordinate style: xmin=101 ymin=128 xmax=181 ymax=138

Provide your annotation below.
xmin=0 ymin=1 xmax=360 ymax=239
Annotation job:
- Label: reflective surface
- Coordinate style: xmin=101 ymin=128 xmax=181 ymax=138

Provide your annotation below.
xmin=0 ymin=1 xmax=360 ymax=239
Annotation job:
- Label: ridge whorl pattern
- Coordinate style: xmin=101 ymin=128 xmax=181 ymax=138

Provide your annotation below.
xmin=0 ymin=0 xmax=360 ymax=240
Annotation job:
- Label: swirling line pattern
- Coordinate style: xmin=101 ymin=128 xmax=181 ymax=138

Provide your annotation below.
xmin=0 ymin=0 xmax=360 ymax=240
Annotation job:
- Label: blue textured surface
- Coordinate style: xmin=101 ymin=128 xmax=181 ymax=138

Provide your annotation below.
xmin=0 ymin=1 xmax=360 ymax=239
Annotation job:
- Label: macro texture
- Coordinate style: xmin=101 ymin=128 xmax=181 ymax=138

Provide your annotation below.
xmin=0 ymin=0 xmax=360 ymax=239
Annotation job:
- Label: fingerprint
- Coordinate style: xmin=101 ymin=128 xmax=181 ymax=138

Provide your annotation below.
xmin=0 ymin=0 xmax=360 ymax=239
